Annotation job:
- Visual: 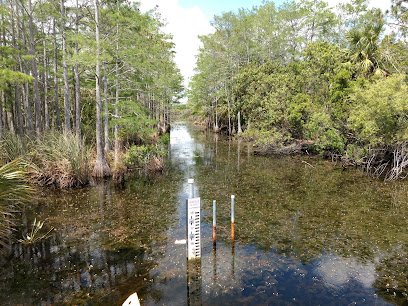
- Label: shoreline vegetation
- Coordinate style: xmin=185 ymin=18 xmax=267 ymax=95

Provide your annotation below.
xmin=188 ymin=0 xmax=408 ymax=181
xmin=0 ymin=0 xmax=182 ymax=187
xmin=0 ymin=130 xmax=170 ymax=189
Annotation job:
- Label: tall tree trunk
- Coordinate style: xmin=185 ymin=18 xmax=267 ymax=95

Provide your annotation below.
xmin=113 ymin=19 xmax=120 ymax=172
xmin=0 ymin=91 xmax=3 ymax=139
xmin=9 ymin=99 xmax=16 ymax=133
xmin=215 ymin=97 xmax=219 ymax=130
xmin=225 ymin=85 xmax=231 ymax=136
xmin=74 ymin=0 xmax=81 ymax=138
xmin=93 ymin=0 xmax=111 ymax=178
xmin=14 ymin=87 xmax=23 ymax=135
xmin=114 ymin=59 xmax=120 ymax=169
xmin=43 ymin=33 xmax=50 ymax=130
xmin=28 ymin=0 xmax=42 ymax=134
xmin=0 ymin=12 xmax=5 ymax=138
xmin=53 ymin=18 xmax=60 ymax=130
xmin=5 ymin=97 xmax=14 ymax=134
xmin=237 ymin=110 xmax=242 ymax=134
xmin=74 ymin=64 xmax=81 ymax=137
xmin=10 ymin=2 xmax=23 ymax=134
xmin=166 ymin=103 xmax=170 ymax=132
xmin=103 ymin=68 xmax=109 ymax=153
xmin=23 ymin=83 xmax=34 ymax=133
xmin=17 ymin=1 xmax=33 ymax=134
xmin=3 ymin=101 xmax=8 ymax=132
xmin=61 ymin=0 xmax=71 ymax=133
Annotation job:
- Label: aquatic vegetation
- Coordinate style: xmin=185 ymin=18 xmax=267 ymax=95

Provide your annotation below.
xmin=18 ymin=218 xmax=54 ymax=246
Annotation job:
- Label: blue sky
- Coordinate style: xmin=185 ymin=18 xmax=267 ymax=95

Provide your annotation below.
xmin=178 ymin=0 xmax=284 ymax=18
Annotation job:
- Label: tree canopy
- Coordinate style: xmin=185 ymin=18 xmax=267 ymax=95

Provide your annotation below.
xmin=189 ymin=0 xmax=408 ymax=179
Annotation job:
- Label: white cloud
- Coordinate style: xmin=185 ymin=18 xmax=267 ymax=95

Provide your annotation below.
xmin=316 ymin=255 xmax=376 ymax=289
xmin=139 ymin=0 xmax=213 ymax=89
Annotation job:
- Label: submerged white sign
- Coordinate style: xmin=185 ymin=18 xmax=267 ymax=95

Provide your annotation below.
xmin=187 ymin=197 xmax=201 ymax=260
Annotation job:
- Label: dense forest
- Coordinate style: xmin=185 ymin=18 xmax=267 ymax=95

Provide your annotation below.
xmin=0 ymin=0 xmax=182 ymax=186
xmin=189 ymin=0 xmax=408 ymax=180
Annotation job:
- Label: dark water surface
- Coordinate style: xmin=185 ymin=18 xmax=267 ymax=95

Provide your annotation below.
xmin=1 ymin=123 xmax=407 ymax=305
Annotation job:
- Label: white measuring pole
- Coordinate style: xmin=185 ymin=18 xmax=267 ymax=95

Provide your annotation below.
xmin=186 ymin=178 xmax=201 ymax=260
xmin=188 ymin=178 xmax=194 ymax=198
xmin=187 ymin=197 xmax=201 ymax=259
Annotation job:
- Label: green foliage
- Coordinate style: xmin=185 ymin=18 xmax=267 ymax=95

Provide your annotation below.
xmin=124 ymin=143 xmax=166 ymax=173
xmin=348 ymin=74 xmax=408 ymax=146
xmin=159 ymin=133 xmax=170 ymax=146
xmin=111 ymin=99 xmax=155 ymax=144
xmin=0 ymin=47 xmax=33 ymax=90
xmin=305 ymin=111 xmax=345 ymax=153
xmin=124 ymin=145 xmax=151 ymax=169
xmin=190 ymin=0 xmax=408 ymax=173
xmin=0 ymin=0 xmax=182 ymax=180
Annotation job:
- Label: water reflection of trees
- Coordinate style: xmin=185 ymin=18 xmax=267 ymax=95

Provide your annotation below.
xmin=194 ymin=135 xmax=408 ymax=304
xmin=0 ymin=173 xmax=182 ymax=304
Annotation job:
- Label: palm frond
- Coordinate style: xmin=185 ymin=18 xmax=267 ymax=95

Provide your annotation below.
xmin=0 ymin=159 xmax=32 ymax=250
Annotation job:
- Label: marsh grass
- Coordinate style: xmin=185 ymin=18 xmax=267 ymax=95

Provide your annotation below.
xmin=28 ymin=132 xmax=91 ymax=188
xmin=0 ymin=133 xmax=30 ymax=165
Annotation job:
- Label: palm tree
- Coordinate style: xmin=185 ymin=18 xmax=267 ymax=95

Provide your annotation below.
xmin=346 ymin=9 xmax=387 ymax=77
xmin=0 ymin=160 xmax=31 ymax=249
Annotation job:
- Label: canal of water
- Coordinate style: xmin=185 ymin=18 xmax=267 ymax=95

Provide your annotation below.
xmin=0 ymin=123 xmax=407 ymax=305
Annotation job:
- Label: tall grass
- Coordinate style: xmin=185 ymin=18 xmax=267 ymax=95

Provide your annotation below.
xmin=0 ymin=132 xmax=92 ymax=188
xmin=0 ymin=132 xmax=29 ymax=165
xmin=0 ymin=159 xmax=31 ymax=249
xmin=28 ymin=132 xmax=91 ymax=188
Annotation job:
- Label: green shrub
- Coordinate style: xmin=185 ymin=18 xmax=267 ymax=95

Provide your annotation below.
xmin=349 ymin=74 xmax=408 ymax=146
xmin=124 ymin=144 xmax=166 ymax=173
xmin=159 ymin=133 xmax=170 ymax=146
xmin=124 ymin=145 xmax=151 ymax=169
xmin=305 ymin=111 xmax=345 ymax=153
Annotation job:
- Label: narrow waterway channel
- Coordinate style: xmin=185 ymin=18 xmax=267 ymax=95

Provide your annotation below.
xmin=0 ymin=123 xmax=407 ymax=305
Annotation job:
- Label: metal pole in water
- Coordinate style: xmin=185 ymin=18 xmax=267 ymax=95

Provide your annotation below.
xmin=213 ymin=200 xmax=216 ymax=248
xmin=231 ymin=195 xmax=235 ymax=242
xmin=188 ymin=178 xmax=194 ymax=198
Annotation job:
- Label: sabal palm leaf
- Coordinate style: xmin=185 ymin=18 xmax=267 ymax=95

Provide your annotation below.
xmin=360 ymin=57 xmax=374 ymax=73
xmin=0 ymin=159 xmax=32 ymax=249
xmin=346 ymin=12 xmax=384 ymax=77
